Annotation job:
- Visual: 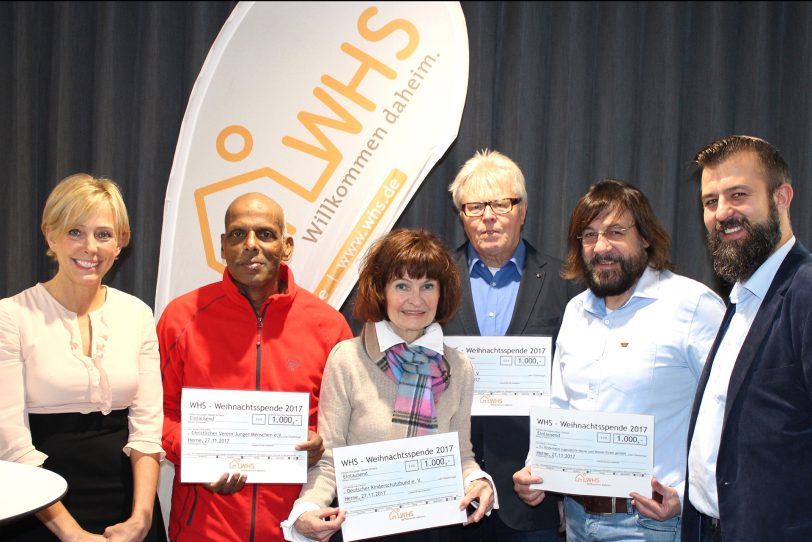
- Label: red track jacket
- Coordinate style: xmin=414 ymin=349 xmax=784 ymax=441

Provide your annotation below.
xmin=159 ymin=265 xmax=351 ymax=541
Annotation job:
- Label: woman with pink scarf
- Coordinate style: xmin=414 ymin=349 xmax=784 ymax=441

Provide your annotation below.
xmin=283 ymin=229 xmax=496 ymax=542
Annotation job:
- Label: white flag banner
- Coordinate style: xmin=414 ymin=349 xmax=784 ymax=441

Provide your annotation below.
xmin=155 ymin=0 xmax=469 ymax=317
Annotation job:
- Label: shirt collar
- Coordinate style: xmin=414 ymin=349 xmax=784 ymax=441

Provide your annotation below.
xmin=223 ymin=263 xmax=296 ymax=310
xmin=466 ymin=239 xmax=526 ymax=274
xmin=732 ymin=236 xmax=796 ymax=303
xmin=584 ymin=265 xmax=659 ymax=316
xmin=375 ymin=320 xmax=445 ymax=354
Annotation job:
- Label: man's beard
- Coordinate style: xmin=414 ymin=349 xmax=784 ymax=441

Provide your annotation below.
xmin=584 ymin=248 xmax=648 ymax=299
xmin=707 ymin=199 xmax=781 ymax=283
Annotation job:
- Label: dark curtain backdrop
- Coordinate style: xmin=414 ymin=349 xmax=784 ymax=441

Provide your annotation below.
xmin=3 ymin=1 xmax=812 ymax=319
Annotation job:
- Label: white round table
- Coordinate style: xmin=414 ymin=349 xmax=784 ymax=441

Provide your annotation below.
xmin=0 ymin=460 xmax=67 ymax=525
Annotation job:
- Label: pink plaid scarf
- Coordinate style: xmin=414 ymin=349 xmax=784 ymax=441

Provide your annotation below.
xmin=380 ymin=343 xmax=449 ymax=438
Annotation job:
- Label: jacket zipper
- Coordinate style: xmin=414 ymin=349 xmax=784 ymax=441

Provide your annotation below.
xmin=249 ymin=304 xmax=269 ymax=541
xmin=255 ymin=313 xmax=263 ymax=391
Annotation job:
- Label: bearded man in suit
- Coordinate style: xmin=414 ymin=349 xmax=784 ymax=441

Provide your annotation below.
xmin=684 ymin=135 xmax=812 ymax=541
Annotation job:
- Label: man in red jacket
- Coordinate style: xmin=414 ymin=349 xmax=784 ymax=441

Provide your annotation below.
xmin=159 ymin=192 xmax=352 ymax=541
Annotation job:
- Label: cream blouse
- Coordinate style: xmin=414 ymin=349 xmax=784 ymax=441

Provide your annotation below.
xmin=0 ymin=283 xmax=164 ymax=466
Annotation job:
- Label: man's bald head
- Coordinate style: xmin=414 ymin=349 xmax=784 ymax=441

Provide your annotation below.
xmin=224 ymin=192 xmax=286 ymax=233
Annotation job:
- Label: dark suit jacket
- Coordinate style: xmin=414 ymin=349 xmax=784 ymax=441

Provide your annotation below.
xmin=444 ymin=240 xmax=580 ymax=531
xmin=682 ymin=241 xmax=812 ymax=541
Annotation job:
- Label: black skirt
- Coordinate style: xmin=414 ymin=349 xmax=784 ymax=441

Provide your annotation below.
xmin=0 ymin=409 xmax=166 ymax=541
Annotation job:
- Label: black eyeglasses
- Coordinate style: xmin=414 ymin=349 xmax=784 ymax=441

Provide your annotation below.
xmin=577 ymin=224 xmax=636 ymax=246
xmin=460 ymin=198 xmax=522 ymax=217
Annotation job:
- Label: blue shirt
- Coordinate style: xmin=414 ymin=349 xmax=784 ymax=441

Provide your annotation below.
xmin=467 ymin=240 xmax=525 ymax=336
xmin=550 ymin=267 xmax=725 ymax=506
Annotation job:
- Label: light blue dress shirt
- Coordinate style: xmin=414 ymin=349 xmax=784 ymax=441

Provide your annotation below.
xmin=550 ymin=267 xmax=726 ymax=507
xmin=467 ymin=240 xmax=525 ymax=336
xmin=688 ymin=237 xmax=796 ymax=518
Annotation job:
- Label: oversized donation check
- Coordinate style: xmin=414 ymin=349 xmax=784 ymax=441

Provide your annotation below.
xmin=333 ymin=432 xmax=467 ymax=541
xmin=180 ymin=388 xmax=309 ymax=484
xmin=529 ymin=406 xmax=654 ymax=497
xmin=444 ymin=336 xmax=552 ymax=415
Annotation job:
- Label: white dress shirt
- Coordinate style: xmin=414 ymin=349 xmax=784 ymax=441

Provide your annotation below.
xmin=688 ymin=237 xmax=795 ymax=518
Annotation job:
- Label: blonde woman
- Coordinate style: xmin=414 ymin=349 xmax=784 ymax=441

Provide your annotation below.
xmin=0 ymin=174 xmax=165 ymax=541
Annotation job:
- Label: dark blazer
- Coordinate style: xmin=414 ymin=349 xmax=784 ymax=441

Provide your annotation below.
xmin=682 ymin=241 xmax=812 ymax=541
xmin=444 ymin=240 xmax=580 ymax=532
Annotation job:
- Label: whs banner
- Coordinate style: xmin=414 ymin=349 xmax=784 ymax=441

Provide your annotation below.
xmin=155 ymin=1 xmax=469 ymax=316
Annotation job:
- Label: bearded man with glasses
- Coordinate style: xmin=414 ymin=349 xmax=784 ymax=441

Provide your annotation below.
xmin=513 ymin=179 xmax=725 ymax=542
xmin=444 ymin=149 xmax=580 ymax=542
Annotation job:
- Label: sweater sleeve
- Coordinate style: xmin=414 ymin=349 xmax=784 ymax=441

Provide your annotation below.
xmin=447 ymin=349 xmax=479 ymax=479
xmin=294 ymin=341 xmax=355 ymax=508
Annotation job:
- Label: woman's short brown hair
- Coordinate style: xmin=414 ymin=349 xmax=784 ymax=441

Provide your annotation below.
xmin=41 ymin=173 xmax=130 ymax=259
xmin=354 ymin=229 xmax=461 ymax=325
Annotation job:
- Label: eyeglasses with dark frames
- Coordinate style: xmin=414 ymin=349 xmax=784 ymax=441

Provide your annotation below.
xmin=460 ymin=198 xmax=522 ymax=217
